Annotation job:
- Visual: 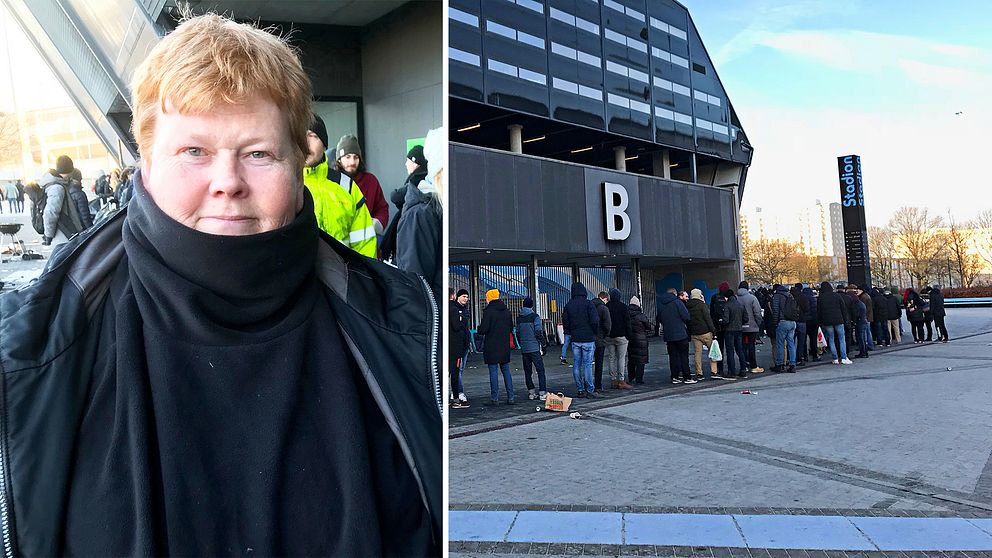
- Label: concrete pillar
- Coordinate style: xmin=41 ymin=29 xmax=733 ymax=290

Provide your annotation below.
xmin=530 ymin=254 xmax=540 ymax=315
xmin=509 ymin=124 xmax=523 ymax=154
xmin=614 ymin=146 xmax=626 ymax=171
xmin=652 ymin=149 xmax=671 ymax=179
xmin=732 ymin=185 xmax=744 ymax=283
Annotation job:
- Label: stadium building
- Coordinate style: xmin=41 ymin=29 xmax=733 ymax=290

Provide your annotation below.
xmin=449 ymin=0 xmax=753 ymax=331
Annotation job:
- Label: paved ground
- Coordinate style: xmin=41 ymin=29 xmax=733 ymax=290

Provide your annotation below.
xmin=449 ymin=308 xmax=992 ymax=555
xmin=0 ymin=209 xmax=68 ymax=291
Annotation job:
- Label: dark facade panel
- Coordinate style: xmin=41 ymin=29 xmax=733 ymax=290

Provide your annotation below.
xmin=451 ymin=144 xmax=737 ymax=261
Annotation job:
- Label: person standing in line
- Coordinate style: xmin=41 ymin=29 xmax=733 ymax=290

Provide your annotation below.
xmin=857 ymin=284 xmax=876 ymax=350
xmin=817 ymin=282 xmax=852 ymax=364
xmin=722 ymin=288 xmax=748 ymax=378
xmin=920 ymin=286 xmax=935 ymax=342
xmin=15 ymin=179 xmax=25 ymax=213
xmin=847 ymin=285 xmax=870 ymax=359
xmin=770 ymin=284 xmax=798 ymax=373
xmin=449 ymin=288 xmax=471 ymax=408
xmin=791 ymin=283 xmax=810 ymax=366
xmin=477 ymin=289 xmax=515 ymax=405
xmin=658 ymin=287 xmax=693 ymax=384
xmin=379 ymin=145 xmax=427 ymax=263
xmin=40 ymin=155 xmax=85 ymax=247
xmin=604 ymin=287 xmax=633 ymax=389
xmin=334 ymin=134 xmax=390 ymax=237
xmin=838 ymin=283 xmax=856 ymax=355
xmin=516 ymin=297 xmax=548 ymax=401
xmin=686 ymin=288 xmax=718 ymax=380
xmin=870 ymin=287 xmax=890 ymax=347
xmin=5 ymin=181 xmax=18 ymax=213
xmin=395 ymin=128 xmax=443 ymax=302
xmin=883 ymin=288 xmax=902 ymax=344
xmin=709 ymin=285 xmax=729 ymax=377
xmin=627 ymin=295 xmax=652 ymax=384
xmin=905 ymin=288 xmax=927 ymax=343
xmin=737 ymin=281 xmax=765 ymax=373
xmin=592 ymin=291 xmax=612 ymax=391
xmin=803 ymin=286 xmax=820 ymax=360
xmin=930 ymin=284 xmax=948 ymax=342
xmin=562 ymin=282 xmax=600 ymax=398
xmin=67 ymin=169 xmax=94 ymax=230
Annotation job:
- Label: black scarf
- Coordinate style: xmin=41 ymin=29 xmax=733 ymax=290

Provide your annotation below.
xmin=61 ymin=177 xmax=407 ymax=556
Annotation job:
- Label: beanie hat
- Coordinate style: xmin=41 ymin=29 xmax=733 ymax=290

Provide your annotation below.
xmin=309 ymin=115 xmax=328 ymax=149
xmin=336 ymin=134 xmax=362 ymax=160
xmin=690 ymin=289 xmax=704 ymax=301
xmin=718 ymin=281 xmax=730 ymax=292
xmin=456 ymin=288 xmax=469 ymax=297
xmin=485 ymin=289 xmax=500 ymax=302
xmin=55 ymin=155 xmax=74 ymax=175
xmin=739 ymin=281 xmax=749 ymax=289
xmin=630 ymin=295 xmax=640 ymax=306
xmin=523 ymin=297 xmax=534 ymax=308
xmin=407 ymin=145 xmax=427 ymax=168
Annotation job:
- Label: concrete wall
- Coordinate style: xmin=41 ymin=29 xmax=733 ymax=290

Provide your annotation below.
xmin=360 ymin=1 xmax=443 ymax=196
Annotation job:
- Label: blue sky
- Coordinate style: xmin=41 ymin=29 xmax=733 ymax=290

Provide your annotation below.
xmin=680 ymin=0 xmax=992 ymax=228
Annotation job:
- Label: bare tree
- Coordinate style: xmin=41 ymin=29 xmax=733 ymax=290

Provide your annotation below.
xmin=868 ymin=225 xmax=896 ymax=287
xmin=888 ymin=207 xmax=944 ymax=288
xmin=743 ymin=238 xmax=799 ymax=285
xmin=974 ymin=209 xmax=992 ymax=270
xmin=942 ymin=216 xmax=983 ymax=288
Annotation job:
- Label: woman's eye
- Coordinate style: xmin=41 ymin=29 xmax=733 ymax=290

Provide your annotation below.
xmin=249 ymin=151 xmax=269 ymax=159
xmin=185 ymin=147 xmax=203 ymax=156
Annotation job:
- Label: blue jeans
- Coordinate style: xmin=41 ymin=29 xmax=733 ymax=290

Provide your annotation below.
xmin=488 ymin=363 xmax=514 ymax=402
xmin=775 ymin=320 xmax=797 ymax=366
xmin=856 ymin=321 xmax=870 ymax=355
xmin=724 ymin=331 xmax=746 ymax=375
xmin=458 ymin=347 xmax=469 ymax=393
xmin=561 ymin=334 xmax=572 ymax=360
xmin=794 ymin=321 xmax=807 ymax=361
xmin=571 ymin=341 xmax=595 ymax=393
xmin=822 ymin=324 xmax=847 ymax=361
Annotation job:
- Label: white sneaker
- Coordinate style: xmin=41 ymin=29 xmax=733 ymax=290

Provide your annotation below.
xmin=841 ymin=358 xmax=853 ymax=365
xmin=539 ymin=391 xmax=548 ymax=401
xmin=831 ymin=359 xmax=840 ymax=365
xmin=458 ymin=392 xmax=468 ymax=402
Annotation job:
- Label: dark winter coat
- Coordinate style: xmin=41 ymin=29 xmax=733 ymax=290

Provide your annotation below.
xmin=723 ymin=294 xmax=745 ymax=332
xmin=515 ymin=307 xmax=543 ymax=354
xmin=882 ymin=292 xmax=902 ymax=320
xmin=562 ymin=283 xmax=598 ymax=343
xmin=710 ymin=292 xmax=728 ymax=333
xmin=802 ymin=287 xmax=818 ymax=325
xmin=769 ymin=286 xmax=795 ymax=329
xmin=396 ymin=182 xmax=442 ymax=302
xmin=606 ymin=288 xmax=631 ymax=338
xmin=477 ymin=299 xmax=513 ymax=364
xmin=737 ymin=288 xmax=763 ymax=334
xmin=905 ymin=291 xmax=926 ymax=322
xmin=449 ymin=299 xmax=470 ymax=359
xmin=686 ymin=298 xmax=715 ymax=336
xmin=67 ymin=180 xmax=94 ymax=229
xmin=593 ymin=298 xmax=612 ymax=348
xmin=627 ymin=304 xmax=651 ymax=364
xmin=657 ymin=291 xmax=690 ymax=342
xmin=858 ymin=291 xmax=874 ymax=322
xmin=849 ymin=293 xmax=868 ymax=324
xmin=871 ymin=290 xmax=887 ymax=322
xmin=791 ymin=286 xmax=811 ymax=322
xmin=929 ymin=287 xmax=946 ymax=318
xmin=816 ymin=283 xmax=849 ymax=326
xmin=380 ymin=167 xmax=427 ymax=262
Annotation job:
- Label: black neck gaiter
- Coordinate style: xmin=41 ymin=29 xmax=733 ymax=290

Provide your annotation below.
xmin=122 ymin=173 xmax=318 ymax=343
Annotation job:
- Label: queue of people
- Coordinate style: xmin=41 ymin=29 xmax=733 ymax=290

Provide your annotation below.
xmin=449 ymin=279 xmax=951 ymax=408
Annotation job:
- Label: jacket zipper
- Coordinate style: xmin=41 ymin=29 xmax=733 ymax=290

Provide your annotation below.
xmin=0 ymin=394 xmax=12 ymax=558
xmin=417 ymin=276 xmax=442 ymax=415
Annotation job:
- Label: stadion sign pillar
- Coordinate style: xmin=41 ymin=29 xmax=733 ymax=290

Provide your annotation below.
xmin=837 ymin=154 xmax=872 ymax=287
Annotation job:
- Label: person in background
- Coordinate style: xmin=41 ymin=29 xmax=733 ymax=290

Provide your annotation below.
xmin=930 ymin=284 xmax=948 ymax=342
xmin=15 ymin=179 xmax=25 ymax=213
xmin=592 ymin=291 xmax=612 ymax=391
xmin=803 ymin=285 xmax=821 ymax=360
xmin=39 ymin=155 xmax=85 ymax=246
xmin=5 ymin=180 xmax=18 ymax=213
xmin=604 ymin=287 xmax=633 ymax=390
xmin=478 ymin=289 xmax=514 ymax=405
xmin=334 ymin=134 xmax=389 ymax=237
xmin=380 ymin=145 xmax=427 ymax=262
xmin=627 ymin=295 xmax=652 ymax=385
xmin=658 ymin=287 xmax=693 ymax=384
xmin=67 ymin=168 xmax=94 ymax=230
xmin=562 ymin=282 xmax=600 ymax=398
xmin=722 ymin=288 xmax=748 ymax=378
xmin=883 ymin=288 xmax=902 ymax=344
xmin=818 ymin=282 xmax=852 ymax=364
xmin=870 ymin=287 xmax=890 ymax=347
xmin=791 ymin=283 xmax=810 ymax=366
xmin=737 ymin=281 xmax=764 ymax=373
xmin=905 ymin=287 xmax=927 ymax=343
xmin=449 ymin=288 xmax=471 ymax=408
xmin=710 ymin=284 xmax=730 ymax=377
xmin=302 ymin=116 xmax=376 ymax=257
xmin=686 ymin=288 xmax=719 ymax=380
xmin=516 ymin=297 xmax=548 ymax=401
xmin=396 ymin=128 xmax=443 ymax=302
xmin=920 ymin=285 xmax=935 ymax=342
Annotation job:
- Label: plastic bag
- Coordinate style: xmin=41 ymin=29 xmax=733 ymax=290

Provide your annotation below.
xmin=817 ymin=327 xmax=827 ymax=349
xmin=708 ymin=340 xmax=723 ymax=361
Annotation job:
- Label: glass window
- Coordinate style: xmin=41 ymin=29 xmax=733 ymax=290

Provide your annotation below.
xmin=449 ymin=8 xmax=479 ymax=27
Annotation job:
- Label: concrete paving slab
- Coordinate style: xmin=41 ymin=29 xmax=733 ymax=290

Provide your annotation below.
xmin=449 ymin=510 xmax=518 ymax=541
xmin=850 ymin=516 xmax=992 ymax=551
xmin=624 ymin=513 xmax=743 ymax=547
xmin=505 ymin=511 xmax=622 ymax=544
xmin=733 ymin=514 xmax=875 ymax=550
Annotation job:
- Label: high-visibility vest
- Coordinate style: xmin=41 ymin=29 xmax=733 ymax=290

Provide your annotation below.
xmin=302 ymin=160 xmax=376 ymax=257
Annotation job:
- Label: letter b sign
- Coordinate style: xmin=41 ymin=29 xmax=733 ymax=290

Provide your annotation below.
xmin=603 ymin=182 xmax=630 ymax=241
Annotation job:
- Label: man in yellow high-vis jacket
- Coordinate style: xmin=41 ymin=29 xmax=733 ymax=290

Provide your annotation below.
xmin=302 ymin=115 xmax=376 ymax=257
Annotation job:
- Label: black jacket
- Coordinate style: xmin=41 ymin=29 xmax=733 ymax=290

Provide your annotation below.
xmin=592 ymin=298 xmax=612 ymax=348
xmin=929 ymin=287 xmax=946 ymax=318
xmin=871 ymin=291 xmax=887 ymax=322
xmin=0 ymin=209 xmax=442 ymax=556
xmin=686 ymin=298 xmax=715 ymax=336
xmin=450 ymin=299 xmax=470 ymax=359
xmin=380 ymin=166 xmax=427 ymax=262
xmin=67 ymin=180 xmax=94 ymax=229
xmin=606 ymin=288 xmax=631 ymax=338
xmin=657 ymin=291 xmax=689 ymax=342
xmin=396 ymin=182 xmax=442 ymax=302
xmin=882 ymin=292 xmax=902 ymax=320
xmin=816 ymin=283 xmax=849 ymax=326
xmin=710 ymin=292 xmax=728 ymax=333
xmin=477 ymin=299 xmax=513 ymax=364
xmin=627 ymin=304 xmax=651 ymax=363
xmin=562 ymin=283 xmax=598 ymax=343
xmin=723 ymin=294 xmax=745 ymax=332
xmin=791 ymin=286 xmax=811 ymax=322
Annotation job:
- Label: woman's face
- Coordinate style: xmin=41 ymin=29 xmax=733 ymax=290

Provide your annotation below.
xmin=142 ymin=95 xmax=303 ymax=236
